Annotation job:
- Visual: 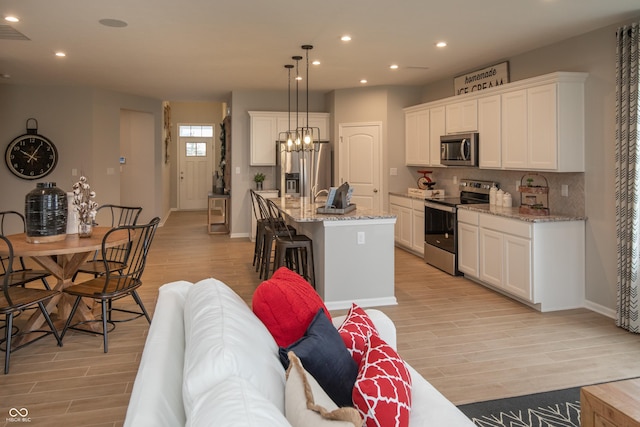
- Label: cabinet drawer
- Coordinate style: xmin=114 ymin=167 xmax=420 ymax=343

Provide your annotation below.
xmin=389 ymin=195 xmax=412 ymax=208
xmin=480 ymin=214 xmax=532 ymax=238
xmin=411 ymin=199 xmax=425 ymax=211
xmin=458 ymin=209 xmax=479 ymax=225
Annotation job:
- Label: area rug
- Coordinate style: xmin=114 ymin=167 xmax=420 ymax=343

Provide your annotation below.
xmin=457 ymin=386 xmax=581 ymax=427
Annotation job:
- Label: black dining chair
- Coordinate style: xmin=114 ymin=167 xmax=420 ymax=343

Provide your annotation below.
xmin=0 ymin=211 xmax=52 ymax=290
xmin=60 ymin=217 xmax=160 ymax=353
xmin=0 ymin=235 xmax=62 ymax=374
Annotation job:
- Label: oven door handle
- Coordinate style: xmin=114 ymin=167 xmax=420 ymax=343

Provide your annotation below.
xmin=424 ymin=201 xmax=456 ymax=213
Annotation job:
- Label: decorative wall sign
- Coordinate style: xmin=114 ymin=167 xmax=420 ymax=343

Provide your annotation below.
xmin=454 ymin=62 xmax=510 ymax=95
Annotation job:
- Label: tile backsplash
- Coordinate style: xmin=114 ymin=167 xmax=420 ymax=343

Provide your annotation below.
xmin=414 ymin=167 xmax=584 ymax=217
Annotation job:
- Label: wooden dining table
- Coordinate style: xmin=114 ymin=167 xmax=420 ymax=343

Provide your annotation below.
xmin=2 ymin=227 xmax=130 ymax=345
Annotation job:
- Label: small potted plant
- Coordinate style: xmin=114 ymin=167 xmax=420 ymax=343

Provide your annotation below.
xmin=253 ymin=172 xmax=266 ymax=190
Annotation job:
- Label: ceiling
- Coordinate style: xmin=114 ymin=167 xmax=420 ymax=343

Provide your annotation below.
xmin=1 ymin=0 xmax=639 ymax=102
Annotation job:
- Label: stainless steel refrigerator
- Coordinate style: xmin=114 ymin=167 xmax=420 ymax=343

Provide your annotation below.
xmin=276 ymin=141 xmax=332 ymax=198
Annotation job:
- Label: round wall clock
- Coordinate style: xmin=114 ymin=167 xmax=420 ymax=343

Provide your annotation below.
xmin=5 ymin=118 xmax=58 ymax=180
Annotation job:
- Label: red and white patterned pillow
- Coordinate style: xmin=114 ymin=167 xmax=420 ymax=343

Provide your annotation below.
xmin=337 ymin=303 xmax=378 ymax=366
xmin=352 ymin=333 xmax=412 ymax=427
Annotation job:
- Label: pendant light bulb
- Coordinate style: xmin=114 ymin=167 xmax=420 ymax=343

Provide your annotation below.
xmin=304 ymin=130 xmax=312 ymax=144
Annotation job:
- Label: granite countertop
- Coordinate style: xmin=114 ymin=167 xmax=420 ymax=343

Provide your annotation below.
xmin=459 ymin=204 xmax=586 ymax=223
xmin=272 ymin=197 xmax=396 ymax=222
xmin=389 ymin=191 xmax=424 ymax=200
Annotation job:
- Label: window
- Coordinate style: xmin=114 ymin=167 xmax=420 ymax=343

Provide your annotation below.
xmin=179 ymin=125 xmax=213 ymax=137
xmin=185 ymin=142 xmax=207 ymax=157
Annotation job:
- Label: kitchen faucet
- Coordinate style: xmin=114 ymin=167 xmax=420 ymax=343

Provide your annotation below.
xmin=313 ymin=188 xmax=329 ymax=202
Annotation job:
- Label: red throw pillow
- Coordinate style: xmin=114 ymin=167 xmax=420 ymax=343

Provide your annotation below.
xmin=252 ymin=267 xmax=332 ymax=348
xmin=353 ymin=333 xmax=412 ymax=427
xmin=338 ymin=303 xmax=379 ymax=366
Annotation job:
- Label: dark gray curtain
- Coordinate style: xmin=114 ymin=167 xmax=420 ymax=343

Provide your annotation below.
xmin=615 ymin=22 xmax=640 ymax=333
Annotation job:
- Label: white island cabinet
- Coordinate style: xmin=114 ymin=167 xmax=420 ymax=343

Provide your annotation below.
xmin=458 ymin=205 xmax=585 ymax=312
xmin=273 ymin=197 xmax=397 ymax=310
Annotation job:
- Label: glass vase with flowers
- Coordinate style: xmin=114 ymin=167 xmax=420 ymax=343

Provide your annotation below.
xmin=72 ymin=176 xmax=98 ymax=237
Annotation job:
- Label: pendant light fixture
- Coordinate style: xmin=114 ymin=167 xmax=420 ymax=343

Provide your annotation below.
xmin=299 ymin=44 xmax=321 ymax=152
xmin=279 ymin=64 xmax=295 ymax=152
xmin=293 ymin=55 xmax=303 ymax=149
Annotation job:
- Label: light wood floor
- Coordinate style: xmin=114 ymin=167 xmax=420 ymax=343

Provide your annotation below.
xmin=2 ymin=210 xmax=639 ymax=426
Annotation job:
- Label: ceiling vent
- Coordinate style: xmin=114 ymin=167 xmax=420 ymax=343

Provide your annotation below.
xmin=0 ymin=25 xmax=30 ymax=41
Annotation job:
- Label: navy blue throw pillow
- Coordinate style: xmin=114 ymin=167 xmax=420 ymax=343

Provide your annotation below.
xmin=279 ymin=308 xmax=358 ymax=407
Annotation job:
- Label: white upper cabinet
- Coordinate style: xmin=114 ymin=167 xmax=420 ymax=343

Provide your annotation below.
xmin=249 ymin=112 xmax=278 ymax=166
xmin=429 ymin=106 xmax=445 ymax=167
xmin=527 ymin=83 xmax=558 ymax=170
xmin=478 ymin=95 xmax=502 ymax=169
xmin=250 ymin=111 xmax=330 ymax=166
xmin=445 ymin=99 xmax=478 ymax=133
xmin=403 ymin=72 xmax=587 ymax=172
xmin=404 ymin=105 xmax=445 ymax=167
xmin=405 ymin=108 xmax=430 ymax=166
xmin=501 ymin=89 xmax=528 ymax=169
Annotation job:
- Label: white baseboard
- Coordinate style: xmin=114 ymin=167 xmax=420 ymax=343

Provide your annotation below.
xmin=584 ymin=299 xmax=616 ymax=319
xmin=325 ymin=296 xmax=398 ymax=311
xmin=230 ymin=232 xmax=250 ymax=239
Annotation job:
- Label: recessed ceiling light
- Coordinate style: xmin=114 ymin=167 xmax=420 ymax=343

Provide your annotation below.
xmin=436 ymin=41 xmax=447 ymax=48
xmin=5 ymin=16 xmax=19 ymax=23
xmin=312 ymin=60 xmax=320 ymax=66
xmin=55 ymin=52 xmax=66 ymax=57
xmin=99 ymin=18 xmax=128 ymax=28
xmin=360 ymin=79 xmax=367 ymax=84
xmin=341 ymin=35 xmax=352 ymax=42
xmin=1 ymin=73 xmax=11 ymax=79
xmin=390 ymin=64 xmax=399 ymax=70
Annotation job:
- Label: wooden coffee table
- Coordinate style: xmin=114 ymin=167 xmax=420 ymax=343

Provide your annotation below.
xmin=580 ymin=378 xmax=640 ymax=427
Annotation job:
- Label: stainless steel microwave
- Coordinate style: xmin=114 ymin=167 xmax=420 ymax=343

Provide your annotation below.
xmin=440 ymin=133 xmax=479 ymax=166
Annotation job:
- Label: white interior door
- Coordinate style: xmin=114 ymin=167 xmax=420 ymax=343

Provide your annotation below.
xmin=338 ymin=123 xmax=382 ymax=211
xmin=178 ymin=136 xmax=213 ymax=210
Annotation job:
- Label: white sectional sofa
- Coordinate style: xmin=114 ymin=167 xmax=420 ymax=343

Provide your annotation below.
xmin=124 ymin=279 xmax=475 ymax=427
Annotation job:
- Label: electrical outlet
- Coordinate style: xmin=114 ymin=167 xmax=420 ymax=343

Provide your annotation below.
xmin=453 ymin=176 xmax=458 ymax=184
xmin=390 ymin=168 xmax=397 ymax=176
xmin=357 ymin=231 xmax=365 ymax=245
xmin=72 ymin=168 xmax=78 ymax=176
xmin=561 ymin=184 xmax=569 ymax=197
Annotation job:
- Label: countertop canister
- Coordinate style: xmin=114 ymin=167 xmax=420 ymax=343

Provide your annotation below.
xmin=495 ymin=189 xmax=504 ymax=207
xmin=489 ymin=185 xmax=497 ymax=205
xmin=502 ymin=192 xmax=513 ymax=208
xmin=25 ymin=182 xmax=68 ymax=243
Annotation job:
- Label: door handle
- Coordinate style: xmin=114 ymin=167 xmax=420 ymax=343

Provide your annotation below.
xmin=373 ymin=188 xmax=378 ymax=193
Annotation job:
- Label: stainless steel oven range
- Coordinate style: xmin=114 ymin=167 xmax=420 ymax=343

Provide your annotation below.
xmin=424 ymin=179 xmax=498 ymax=275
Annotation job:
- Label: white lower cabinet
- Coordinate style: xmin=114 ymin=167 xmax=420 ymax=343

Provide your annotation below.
xmin=459 ymin=207 xmax=584 ymax=311
xmin=411 ymin=203 xmax=424 ymax=254
xmin=457 ymin=209 xmax=479 ymax=278
xmin=389 ymin=195 xmax=424 ymax=256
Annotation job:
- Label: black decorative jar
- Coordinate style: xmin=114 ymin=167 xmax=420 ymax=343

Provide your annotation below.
xmin=25 ymin=182 xmax=68 ymax=243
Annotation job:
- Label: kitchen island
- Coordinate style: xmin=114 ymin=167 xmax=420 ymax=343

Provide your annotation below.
xmin=272 ymin=197 xmax=397 ymax=310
